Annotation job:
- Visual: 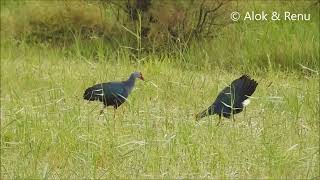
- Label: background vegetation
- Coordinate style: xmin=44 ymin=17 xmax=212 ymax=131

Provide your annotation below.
xmin=1 ymin=0 xmax=319 ymax=179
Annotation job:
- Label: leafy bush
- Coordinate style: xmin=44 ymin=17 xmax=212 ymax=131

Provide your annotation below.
xmin=1 ymin=1 xmax=318 ymax=72
xmin=1 ymin=0 xmax=232 ymax=51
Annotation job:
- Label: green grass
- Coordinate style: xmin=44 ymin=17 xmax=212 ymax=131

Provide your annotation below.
xmin=1 ymin=1 xmax=319 ymax=179
xmin=1 ymin=42 xmax=319 ymax=179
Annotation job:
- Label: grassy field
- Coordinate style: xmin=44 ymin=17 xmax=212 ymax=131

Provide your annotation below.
xmin=1 ymin=1 xmax=319 ymax=179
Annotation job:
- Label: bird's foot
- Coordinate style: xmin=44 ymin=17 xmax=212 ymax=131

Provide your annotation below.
xmin=216 ymin=117 xmax=222 ymax=126
xmin=99 ymin=109 xmax=105 ymax=116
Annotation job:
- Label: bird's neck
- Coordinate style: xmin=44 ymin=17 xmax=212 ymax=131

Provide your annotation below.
xmin=126 ymin=74 xmax=136 ymax=87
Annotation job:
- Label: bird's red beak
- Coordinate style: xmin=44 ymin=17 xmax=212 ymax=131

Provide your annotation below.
xmin=140 ymin=74 xmax=144 ymax=81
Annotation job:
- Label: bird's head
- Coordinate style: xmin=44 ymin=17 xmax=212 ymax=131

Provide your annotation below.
xmin=133 ymin=71 xmax=144 ymax=81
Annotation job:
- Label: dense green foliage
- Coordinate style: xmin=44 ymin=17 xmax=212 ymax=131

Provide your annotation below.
xmin=1 ymin=1 xmax=319 ymax=179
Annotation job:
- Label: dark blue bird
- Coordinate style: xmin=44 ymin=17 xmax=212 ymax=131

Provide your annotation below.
xmin=196 ymin=75 xmax=258 ymax=121
xmin=83 ymin=72 xmax=144 ymax=114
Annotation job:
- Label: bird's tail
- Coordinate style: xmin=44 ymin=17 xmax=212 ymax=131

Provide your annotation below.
xmin=83 ymin=86 xmax=97 ymax=101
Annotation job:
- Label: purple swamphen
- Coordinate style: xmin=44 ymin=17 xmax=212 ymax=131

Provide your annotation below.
xmin=196 ymin=75 xmax=258 ymax=122
xmin=83 ymin=72 xmax=144 ymax=114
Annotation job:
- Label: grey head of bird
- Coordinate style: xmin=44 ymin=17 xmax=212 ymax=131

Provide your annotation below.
xmin=132 ymin=71 xmax=145 ymax=81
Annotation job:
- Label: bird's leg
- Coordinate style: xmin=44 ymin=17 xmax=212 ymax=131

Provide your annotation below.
xmin=244 ymin=107 xmax=247 ymax=119
xmin=232 ymin=113 xmax=235 ymax=122
xmin=122 ymin=107 xmax=126 ymax=118
xmin=244 ymin=107 xmax=250 ymax=127
xmin=112 ymin=107 xmax=117 ymax=137
xmin=100 ymin=105 xmax=106 ymax=116
xmin=113 ymin=107 xmax=117 ymax=119
xmin=216 ymin=115 xmax=222 ymax=126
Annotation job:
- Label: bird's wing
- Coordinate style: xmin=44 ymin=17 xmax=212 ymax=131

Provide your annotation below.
xmin=103 ymin=82 xmax=128 ymax=100
xmin=214 ymin=86 xmax=233 ymax=107
xmin=213 ymin=75 xmax=258 ymax=109
xmin=229 ymin=75 xmax=258 ymax=107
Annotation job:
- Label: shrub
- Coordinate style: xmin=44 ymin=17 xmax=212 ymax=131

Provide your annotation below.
xmin=1 ymin=0 xmax=232 ymax=52
xmin=108 ymin=0 xmax=232 ymax=51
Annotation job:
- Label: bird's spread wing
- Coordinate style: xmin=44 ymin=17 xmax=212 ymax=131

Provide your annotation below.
xmin=213 ymin=75 xmax=258 ymax=115
xmin=230 ymin=75 xmax=258 ymax=107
